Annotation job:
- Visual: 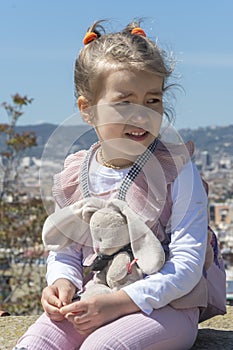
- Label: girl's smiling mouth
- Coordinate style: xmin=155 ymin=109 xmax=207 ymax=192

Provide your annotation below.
xmin=126 ymin=129 xmax=149 ymax=141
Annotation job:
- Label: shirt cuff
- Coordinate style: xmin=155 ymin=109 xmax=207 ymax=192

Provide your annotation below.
xmin=122 ymin=284 xmax=154 ymax=315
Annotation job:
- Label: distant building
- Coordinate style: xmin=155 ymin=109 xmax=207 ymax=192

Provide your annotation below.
xmin=209 ymin=202 xmax=233 ymax=226
xmin=219 ymin=158 xmax=232 ymax=170
xmin=200 ymin=150 xmax=212 ymax=170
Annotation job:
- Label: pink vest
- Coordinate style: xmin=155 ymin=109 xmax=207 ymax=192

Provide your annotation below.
xmin=52 ymin=140 xmax=226 ymax=322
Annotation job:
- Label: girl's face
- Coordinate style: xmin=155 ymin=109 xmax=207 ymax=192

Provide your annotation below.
xmin=79 ymin=69 xmax=164 ymax=165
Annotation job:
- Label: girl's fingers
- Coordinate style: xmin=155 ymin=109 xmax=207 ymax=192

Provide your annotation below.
xmin=58 ymin=288 xmax=74 ymax=306
xmin=41 ymin=286 xmax=62 ymax=307
xmin=44 ymin=301 xmax=61 ymax=315
xmin=48 ymin=295 xmax=63 ymax=308
xmin=67 ymin=315 xmax=93 ymax=334
xmin=66 ymin=312 xmax=87 ymax=323
xmin=45 ymin=311 xmax=64 ymax=322
xmin=60 ymin=301 xmax=85 ymax=314
xmin=44 ymin=302 xmax=65 ymax=321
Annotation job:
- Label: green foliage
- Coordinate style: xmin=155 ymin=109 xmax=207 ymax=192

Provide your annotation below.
xmin=0 ymin=198 xmax=47 ymax=248
xmin=0 ymin=197 xmax=52 ymax=315
xmin=0 ymin=94 xmax=37 ymax=198
xmin=0 ymin=94 xmax=50 ymax=315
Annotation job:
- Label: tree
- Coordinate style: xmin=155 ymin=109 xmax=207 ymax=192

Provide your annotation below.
xmin=0 ymin=198 xmax=49 ymax=315
xmin=0 ymin=94 xmax=37 ymax=199
xmin=0 ymin=94 xmax=47 ymax=315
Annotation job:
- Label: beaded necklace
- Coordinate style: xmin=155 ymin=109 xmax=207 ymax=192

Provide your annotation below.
xmin=81 ymin=138 xmax=158 ymax=201
xmin=98 ymin=148 xmax=133 ymax=170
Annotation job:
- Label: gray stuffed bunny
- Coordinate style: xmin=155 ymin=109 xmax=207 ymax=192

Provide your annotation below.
xmin=42 ymin=198 xmax=165 ymax=298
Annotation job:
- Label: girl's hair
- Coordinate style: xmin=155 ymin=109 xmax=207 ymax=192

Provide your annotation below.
xmin=74 ymin=19 xmax=176 ymax=121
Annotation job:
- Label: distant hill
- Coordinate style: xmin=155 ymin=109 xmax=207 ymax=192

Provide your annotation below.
xmin=179 ymin=125 xmax=233 ymax=157
xmin=0 ymin=123 xmax=232 ymax=159
xmin=0 ymin=123 xmax=97 ymax=159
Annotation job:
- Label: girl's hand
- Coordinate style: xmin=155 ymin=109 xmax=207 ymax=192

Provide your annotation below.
xmin=60 ymin=290 xmax=140 ymax=334
xmin=41 ymin=278 xmax=76 ymax=321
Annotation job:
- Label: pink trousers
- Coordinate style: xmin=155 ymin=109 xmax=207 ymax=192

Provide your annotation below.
xmin=13 ymin=306 xmax=199 ymax=350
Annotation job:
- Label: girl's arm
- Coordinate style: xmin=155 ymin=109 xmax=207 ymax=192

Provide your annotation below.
xmin=46 ymin=244 xmax=83 ymax=290
xmin=60 ymin=289 xmax=140 ymax=334
xmin=122 ymin=161 xmax=208 ymax=314
xmin=42 ymin=244 xmax=83 ymax=320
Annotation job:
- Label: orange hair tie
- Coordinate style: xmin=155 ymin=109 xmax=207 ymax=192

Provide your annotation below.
xmin=83 ymin=31 xmax=98 ymax=45
xmin=131 ymin=27 xmax=146 ymax=37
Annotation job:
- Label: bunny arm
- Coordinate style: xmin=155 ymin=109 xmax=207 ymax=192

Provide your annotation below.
xmin=107 ymin=252 xmax=144 ymax=290
xmin=83 ymin=253 xmax=144 ymax=294
xmin=81 ymin=279 xmax=112 ymax=299
xmin=107 ymin=252 xmax=132 ymax=283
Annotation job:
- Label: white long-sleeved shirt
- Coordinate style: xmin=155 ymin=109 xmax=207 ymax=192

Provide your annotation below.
xmin=46 ymin=159 xmax=208 ymax=315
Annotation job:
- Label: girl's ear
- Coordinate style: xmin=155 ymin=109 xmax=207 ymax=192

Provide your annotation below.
xmin=78 ymin=96 xmax=94 ymax=125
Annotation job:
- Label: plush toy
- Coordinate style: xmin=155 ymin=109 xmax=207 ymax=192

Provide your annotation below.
xmin=42 ymin=198 xmax=165 ymax=298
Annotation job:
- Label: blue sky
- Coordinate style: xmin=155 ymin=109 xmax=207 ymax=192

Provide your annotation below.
xmin=1 ymin=0 xmax=233 ymax=130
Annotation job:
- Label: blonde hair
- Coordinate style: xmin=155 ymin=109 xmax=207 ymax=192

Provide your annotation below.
xmin=74 ymin=19 xmax=176 ymax=121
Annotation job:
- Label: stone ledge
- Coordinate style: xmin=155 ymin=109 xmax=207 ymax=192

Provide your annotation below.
xmin=0 ymin=307 xmax=232 ymax=350
xmin=191 ymin=306 xmax=233 ymax=349
xmin=191 ymin=329 xmax=233 ymax=349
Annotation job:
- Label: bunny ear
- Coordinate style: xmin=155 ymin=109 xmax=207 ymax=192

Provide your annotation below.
xmin=42 ymin=198 xmax=106 ymax=251
xmin=128 ymin=227 xmax=165 ymax=275
xmin=112 ymin=199 xmax=165 ymax=275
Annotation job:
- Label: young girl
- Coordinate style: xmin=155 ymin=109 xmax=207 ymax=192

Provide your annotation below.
xmin=13 ymin=20 xmax=226 ymax=350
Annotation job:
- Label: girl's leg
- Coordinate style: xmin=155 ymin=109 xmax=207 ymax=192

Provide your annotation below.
xmin=13 ymin=313 xmax=87 ymax=350
xmin=79 ymin=306 xmax=199 ymax=350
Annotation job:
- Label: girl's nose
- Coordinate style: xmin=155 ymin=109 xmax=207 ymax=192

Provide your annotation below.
xmin=127 ymin=104 xmax=152 ymax=126
xmin=125 ymin=104 xmax=145 ymax=123
xmin=128 ymin=114 xmax=146 ymax=125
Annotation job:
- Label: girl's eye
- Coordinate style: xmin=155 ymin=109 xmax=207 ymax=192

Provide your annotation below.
xmin=116 ymin=101 xmax=130 ymax=105
xmin=147 ymin=98 xmax=161 ymax=104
